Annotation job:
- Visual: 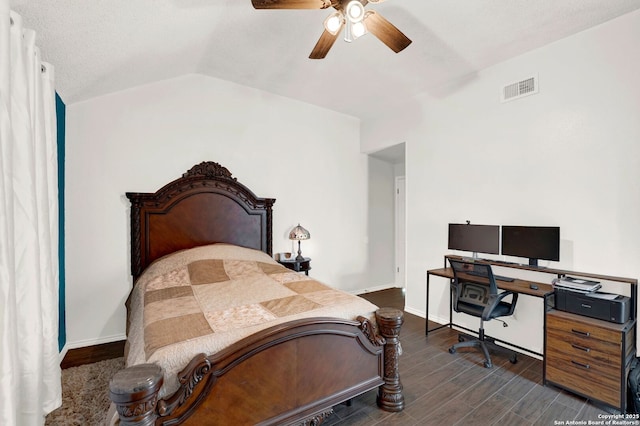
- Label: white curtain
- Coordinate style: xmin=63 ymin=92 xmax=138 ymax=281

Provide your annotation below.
xmin=0 ymin=3 xmax=62 ymax=425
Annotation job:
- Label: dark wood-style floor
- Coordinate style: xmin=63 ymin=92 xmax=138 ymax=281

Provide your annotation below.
xmin=64 ymin=288 xmax=616 ymax=425
xmin=323 ymin=288 xmax=614 ymax=426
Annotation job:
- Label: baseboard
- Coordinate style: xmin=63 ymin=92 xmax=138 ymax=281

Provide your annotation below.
xmin=61 ymin=333 xmax=127 ymax=369
xmin=404 ymin=306 xmax=426 ymax=319
xmin=404 ymin=306 xmax=457 ymax=327
xmin=61 ymin=339 xmax=126 ymax=369
xmin=58 ymin=345 xmax=69 ymax=365
xmin=351 ymin=283 xmax=401 ymax=295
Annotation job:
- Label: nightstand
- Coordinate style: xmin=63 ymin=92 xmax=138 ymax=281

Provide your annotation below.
xmin=277 ymin=257 xmax=311 ymax=276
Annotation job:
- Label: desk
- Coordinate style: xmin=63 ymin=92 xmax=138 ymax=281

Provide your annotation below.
xmin=427 ymin=254 xmax=638 ymax=412
xmin=426 ymin=263 xmax=554 ymax=357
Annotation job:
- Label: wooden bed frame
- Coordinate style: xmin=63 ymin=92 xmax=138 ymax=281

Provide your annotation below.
xmin=109 ymin=161 xmax=404 ymax=425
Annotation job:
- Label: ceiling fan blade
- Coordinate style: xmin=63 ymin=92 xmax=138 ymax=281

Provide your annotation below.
xmin=309 ymin=28 xmax=341 ymax=59
xmin=252 ymin=0 xmax=333 ymax=9
xmin=364 ymin=10 xmax=412 ymax=53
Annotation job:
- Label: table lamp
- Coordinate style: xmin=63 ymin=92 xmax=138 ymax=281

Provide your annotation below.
xmin=289 ymin=223 xmax=310 ymax=261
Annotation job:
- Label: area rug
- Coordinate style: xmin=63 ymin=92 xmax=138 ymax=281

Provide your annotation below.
xmin=45 ymin=357 xmax=124 ymax=426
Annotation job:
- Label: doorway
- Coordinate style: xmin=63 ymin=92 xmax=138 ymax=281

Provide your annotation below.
xmin=368 ymin=143 xmax=406 ymax=289
xmin=395 ymin=176 xmax=406 ymax=288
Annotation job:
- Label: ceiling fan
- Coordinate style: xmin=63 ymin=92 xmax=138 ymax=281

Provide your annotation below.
xmin=251 ymin=0 xmax=412 ymax=59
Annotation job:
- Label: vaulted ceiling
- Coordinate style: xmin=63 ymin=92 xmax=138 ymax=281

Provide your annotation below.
xmin=11 ymin=0 xmax=640 ymax=119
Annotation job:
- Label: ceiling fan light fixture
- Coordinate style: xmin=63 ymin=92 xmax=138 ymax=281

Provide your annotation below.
xmin=344 ymin=19 xmax=366 ymax=42
xmin=324 ymin=11 xmax=344 ymax=35
xmin=351 ymin=20 xmax=367 ymax=38
xmin=346 ymin=1 xmax=365 ymax=23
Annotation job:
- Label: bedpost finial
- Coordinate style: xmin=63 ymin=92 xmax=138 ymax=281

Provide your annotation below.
xmin=183 ymin=161 xmax=235 ymax=180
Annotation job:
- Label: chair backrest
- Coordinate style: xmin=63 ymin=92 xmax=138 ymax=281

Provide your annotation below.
xmin=448 ymin=258 xmax=498 ymax=308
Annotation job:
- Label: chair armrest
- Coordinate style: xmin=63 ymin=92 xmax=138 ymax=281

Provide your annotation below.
xmin=481 ymin=291 xmax=518 ymax=321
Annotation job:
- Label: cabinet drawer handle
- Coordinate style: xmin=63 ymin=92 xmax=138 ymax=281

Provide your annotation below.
xmin=571 ymin=360 xmax=590 ymax=369
xmin=571 ymin=344 xmax=591 ymax=353
xmin=571 ymin=329 xmax=590 ymax=337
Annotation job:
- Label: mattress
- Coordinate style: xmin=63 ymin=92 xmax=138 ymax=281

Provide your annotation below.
xmin=124 ymin=243 xmax=379 ymax=395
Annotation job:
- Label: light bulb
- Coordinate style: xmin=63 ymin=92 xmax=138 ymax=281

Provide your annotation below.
xmin=351 ymin=21 xmax=366 ymax=38
xmin=324 ymin=12 xmax=343 ymax=35
xmin=326 ymin=15 xmax=341 ymax=33
xmin=346 ymin=1 xmax=364 ymax=22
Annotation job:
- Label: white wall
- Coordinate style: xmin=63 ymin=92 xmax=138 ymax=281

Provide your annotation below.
xmin=361 ymin=10 xmax=640 ymax=354
xmin=65 ymin=74 xmax=374 ymax=347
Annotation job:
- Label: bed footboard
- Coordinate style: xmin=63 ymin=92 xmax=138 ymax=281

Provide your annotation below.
xmin=109 ymin=309 xmax=404 ymax=426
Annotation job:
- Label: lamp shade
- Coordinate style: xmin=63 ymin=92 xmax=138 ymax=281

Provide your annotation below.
xmin=289 ymin=224 xmax=310 ymax=241
xmin=324 ymin=11 xmax=344 ymax=35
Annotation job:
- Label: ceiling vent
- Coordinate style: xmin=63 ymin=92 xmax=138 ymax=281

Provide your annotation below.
xmin=501 ymin=75 xmax=538 ymax=103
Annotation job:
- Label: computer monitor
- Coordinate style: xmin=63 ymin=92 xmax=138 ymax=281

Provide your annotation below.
xmin=448 ymin=224 xmax=500 ymax=258
xmin=501 ymin=226 xmax=560 ymax=267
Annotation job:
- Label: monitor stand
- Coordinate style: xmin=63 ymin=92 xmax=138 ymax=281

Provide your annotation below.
xmin=462 ymin=252 xmax=479 ymax=262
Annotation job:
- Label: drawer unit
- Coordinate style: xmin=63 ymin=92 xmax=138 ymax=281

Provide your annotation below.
xmin=544 ymin=309 xmax=635 ymax=411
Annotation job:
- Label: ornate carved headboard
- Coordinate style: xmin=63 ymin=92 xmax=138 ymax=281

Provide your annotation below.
xmin=126 ymin=161 xmax=275 ymax=281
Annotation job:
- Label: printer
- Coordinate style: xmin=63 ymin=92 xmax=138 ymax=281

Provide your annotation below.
xmin=555 ymin=288 xmax=631 ymax=324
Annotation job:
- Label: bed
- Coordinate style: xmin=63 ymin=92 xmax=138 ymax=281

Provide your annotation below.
xmin=108 ymin=161 xmax=404 ymax=425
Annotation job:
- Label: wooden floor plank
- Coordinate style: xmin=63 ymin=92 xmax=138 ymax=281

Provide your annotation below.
xmin=324 ymin=288 xmax=617 ymax=426
xmin=65 ymin=287 xmax=616 ymax=425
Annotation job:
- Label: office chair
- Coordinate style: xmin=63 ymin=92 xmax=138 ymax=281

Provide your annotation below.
xmin=447 ymin=258 xmax=519 ymax=368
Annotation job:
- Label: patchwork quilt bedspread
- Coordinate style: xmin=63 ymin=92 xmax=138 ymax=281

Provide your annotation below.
xmin=125 ymin=244 xmax=379 ymax=395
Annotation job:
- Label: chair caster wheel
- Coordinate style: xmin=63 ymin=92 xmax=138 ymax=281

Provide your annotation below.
xmin=448 ymin=347 xmax=456 ymax=354
xmin=509 ymin=354 xmax=518 ymax=364
xmin=458 ymin=335 xmax=464 ymax=342
xmin=484 ymin=361 xmax=493 ymax=368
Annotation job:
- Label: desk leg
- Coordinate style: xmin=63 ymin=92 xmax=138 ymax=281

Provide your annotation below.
xmin=425 ymin=272 xmax=451 ymax=335
xmin=449 ymin=278 xmax=453 ymax=327
xmin=425 ymin=272 xmax=430 ymax=335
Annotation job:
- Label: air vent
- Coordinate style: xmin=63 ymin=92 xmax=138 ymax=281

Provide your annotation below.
xmin=501 ymin=76 xmax=538 ymax=102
